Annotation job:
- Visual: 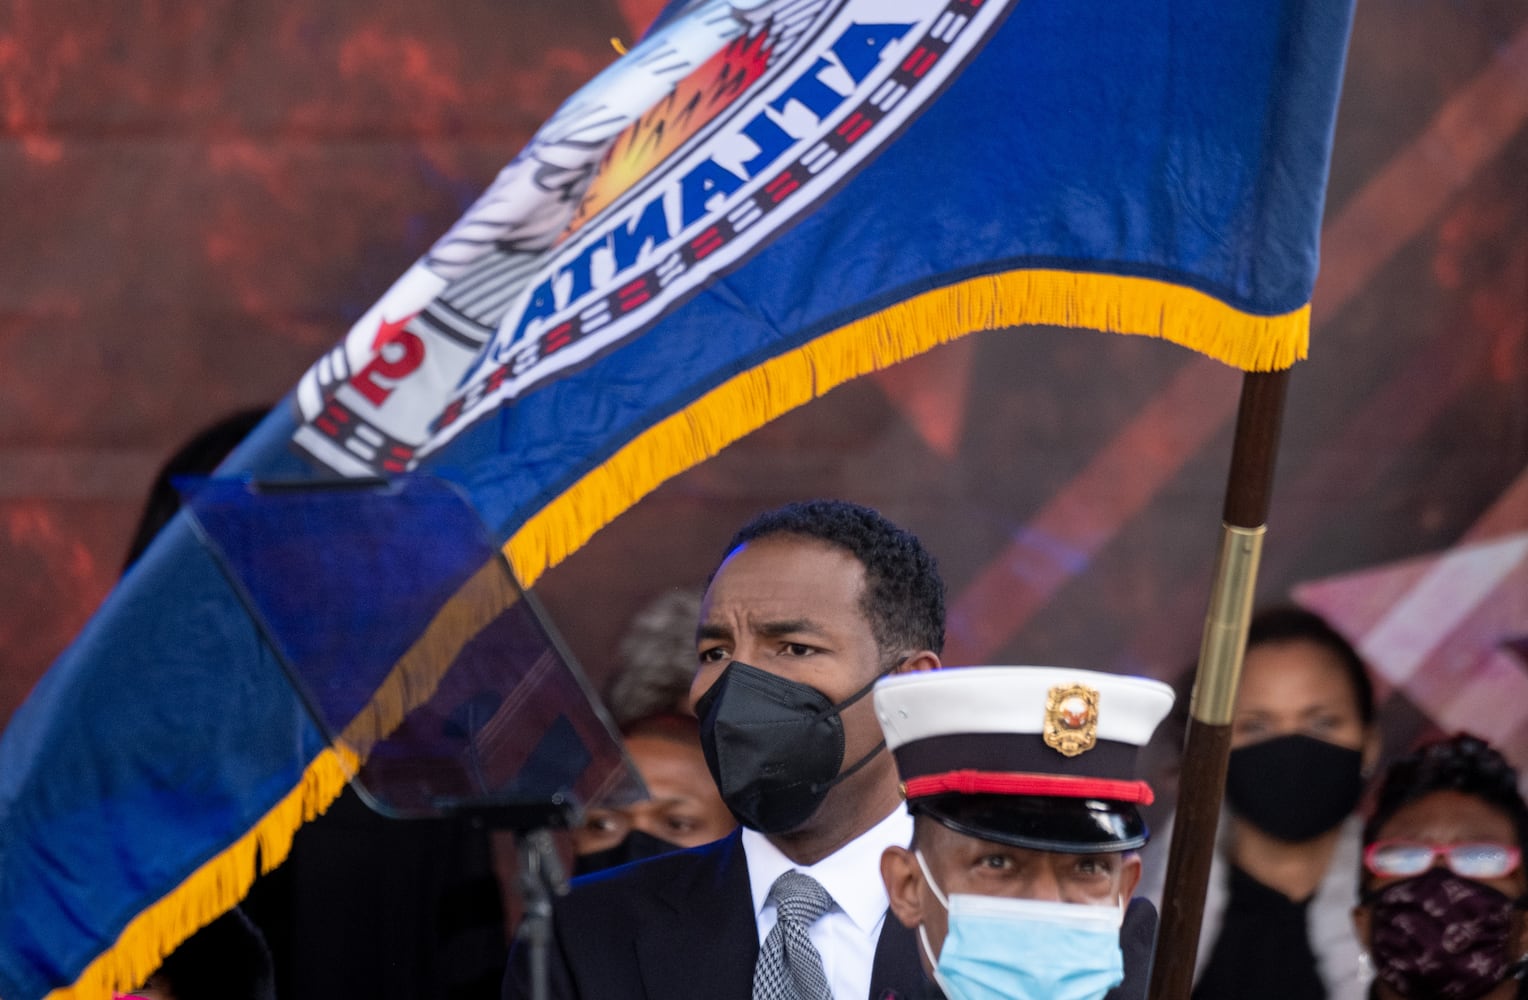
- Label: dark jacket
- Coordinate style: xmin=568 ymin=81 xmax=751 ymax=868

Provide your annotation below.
xmin=502 ymin=830 xmax=1157 ymax=1000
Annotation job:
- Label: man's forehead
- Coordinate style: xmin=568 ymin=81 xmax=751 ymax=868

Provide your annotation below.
xmin=702 ymin=535 xmax=866 ymax=609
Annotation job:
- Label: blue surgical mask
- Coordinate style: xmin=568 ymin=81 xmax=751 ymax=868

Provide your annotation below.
xmin=914 ymin=850 xmax=1125 ymax=1000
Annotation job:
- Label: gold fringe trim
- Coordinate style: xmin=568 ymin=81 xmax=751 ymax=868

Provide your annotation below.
xmin=334 ymin=558 xmax=523 ymax=760
xmin=46 ymin=563 xmax=519 ymax=1000
xmin=505 ymin=268 xmax=1308 ymax=586
xmin=44 ymin=748 xmax=355 ymax=1000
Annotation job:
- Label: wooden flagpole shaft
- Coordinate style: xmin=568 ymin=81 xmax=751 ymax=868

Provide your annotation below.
xmin=1147 ymin=369 xmax=1290 ymax=1000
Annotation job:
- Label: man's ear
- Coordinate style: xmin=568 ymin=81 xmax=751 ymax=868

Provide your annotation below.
xmin=881 ymin=846 xmax=926 ymax=929
xmin=895 ymin=651 xmax=941 ymax=675
xmin=1119 ymin=853 xmax=1143 ymax=902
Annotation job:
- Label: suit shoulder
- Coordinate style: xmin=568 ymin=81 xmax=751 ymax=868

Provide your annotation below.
xmin=558 ymin=837 xmax=739 ymax=917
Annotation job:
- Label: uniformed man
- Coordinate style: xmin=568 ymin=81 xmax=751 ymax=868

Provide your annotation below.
xmin=875 ymin=666 xmax=1174 ymax=1000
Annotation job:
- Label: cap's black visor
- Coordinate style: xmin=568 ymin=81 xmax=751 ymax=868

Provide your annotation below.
xmin=912 ymin=792 xmax=1149 ymax=853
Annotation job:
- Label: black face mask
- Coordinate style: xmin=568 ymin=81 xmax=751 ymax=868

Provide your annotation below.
xmin=572 ymin=829 xmax=685 ymax=877
xmin=695 ymin=661 xmax=887 ymax=834
xmin=1225 ymin=733 xmax=1364 ymax=842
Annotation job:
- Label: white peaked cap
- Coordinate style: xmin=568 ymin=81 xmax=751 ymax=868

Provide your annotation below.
xmin=872 ymin=665 xmax=1176 ymax=851
xmin=875 ymin=666 xmax=1174 ymax=753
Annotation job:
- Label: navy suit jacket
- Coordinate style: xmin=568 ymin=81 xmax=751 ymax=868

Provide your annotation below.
xmin=502 ymin=830 xmax=1157 ymax=1000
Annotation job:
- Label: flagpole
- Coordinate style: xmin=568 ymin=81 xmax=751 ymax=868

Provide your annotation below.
xmin=1147 ymin=368 xmax=1290 ymax=1000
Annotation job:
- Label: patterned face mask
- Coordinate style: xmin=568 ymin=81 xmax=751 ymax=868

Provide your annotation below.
xmin=1365 ymin=868 xmax=1527 ymax=1000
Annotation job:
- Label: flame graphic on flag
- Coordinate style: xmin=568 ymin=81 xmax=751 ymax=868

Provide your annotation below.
xmin=566 ymin=26 xmax=774 ymax=235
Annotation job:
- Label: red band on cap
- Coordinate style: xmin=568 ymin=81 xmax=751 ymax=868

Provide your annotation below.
xmin=904 ymin=770 xmax=1155 ymax=806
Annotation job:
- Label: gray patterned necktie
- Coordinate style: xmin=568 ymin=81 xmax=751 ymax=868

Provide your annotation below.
xmin=753 ymin=870 xmax=836 ymax=1000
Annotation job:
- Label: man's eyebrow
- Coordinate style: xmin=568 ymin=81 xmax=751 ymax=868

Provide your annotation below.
xmin=756 ymin=619 xmax=826 ymax=639
xmin=696 ymin=619 xmax=830 ymax=644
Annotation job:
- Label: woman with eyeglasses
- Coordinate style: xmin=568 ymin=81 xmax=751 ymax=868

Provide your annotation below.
xmin=1353 ymin=733 xmax=1528 ymax=1000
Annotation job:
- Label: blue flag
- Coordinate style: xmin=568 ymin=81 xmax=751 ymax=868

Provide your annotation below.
xmin=0 ymin=0 xmax=1355 ymax=996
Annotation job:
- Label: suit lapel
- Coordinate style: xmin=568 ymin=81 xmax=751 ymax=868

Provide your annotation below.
xmin=869 ymin=912 xmax=931 ymax=1000
xmin=635 ymin=831 xmax=758 ymax=999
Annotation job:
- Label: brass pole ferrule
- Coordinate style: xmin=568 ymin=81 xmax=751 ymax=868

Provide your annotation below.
xmin=1189 ymin=523 xmax=1265 ymax=726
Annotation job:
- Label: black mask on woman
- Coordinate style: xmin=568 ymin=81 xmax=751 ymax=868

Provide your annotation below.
xmin=1225 ymin=733 xmax=1364 ymax=842
xmin=572 ymin=830 xmax=685 ymax=877
xmin=695 ymin=661 xmax=886 ymax=834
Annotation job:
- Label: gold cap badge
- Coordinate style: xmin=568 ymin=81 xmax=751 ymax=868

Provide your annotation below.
xmin=1043 ymin=683 xmax=1100 ymax=757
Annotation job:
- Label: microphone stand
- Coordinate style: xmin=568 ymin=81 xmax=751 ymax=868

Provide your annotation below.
xmin=469 ymin=802 xmax=574 ymax=1000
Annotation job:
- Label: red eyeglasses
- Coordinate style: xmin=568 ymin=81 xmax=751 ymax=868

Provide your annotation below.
xmin=1364 ymin=840 xmax=1522 ymax=880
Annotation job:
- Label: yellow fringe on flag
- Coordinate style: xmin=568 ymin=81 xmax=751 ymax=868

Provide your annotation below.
xmin=49 ymin=267 xmax=1303 ymax=1000
xmin=47 ymin=563 xmax=519 ymax=1000
xmin=44 ymin=748 xmax=354 ymax=1000
xmin=505 ymin=268 xmax=1308 ymax=586
xmin=334 ymin=558 xmax=524 ymax=760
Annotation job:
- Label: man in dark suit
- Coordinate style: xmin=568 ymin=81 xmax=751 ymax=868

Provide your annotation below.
xmin=504 ymin=499 xmax=944 ymax=999
xmin=875 ymin=666 xmax=1174 ymax=1000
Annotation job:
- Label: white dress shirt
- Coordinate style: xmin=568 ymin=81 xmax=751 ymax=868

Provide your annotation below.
xmin=743 ymin=804 xmax=913 ymax=1000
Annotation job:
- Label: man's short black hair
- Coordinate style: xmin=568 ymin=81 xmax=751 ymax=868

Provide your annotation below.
xmin=1363 ymin=733 xmax=1528 ymax=861
xmin=1247 ymin=605 xmax=1376 ymax=727
xmin=723 ymin=499 xmax=945 ymax=656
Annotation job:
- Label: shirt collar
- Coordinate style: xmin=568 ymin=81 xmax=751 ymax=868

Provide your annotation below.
xmin=743 ymin=804 xmax=912 ymax=934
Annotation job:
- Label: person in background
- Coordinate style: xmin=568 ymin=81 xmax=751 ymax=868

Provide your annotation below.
xmin=572 ymin=711 xmax=736 ymax=875
xmin=570 ymin=587 xmax=735 ymax=875
xmin=876 ymin=666 xmax=1173 ymax=1000
xmin=1140 ymin=605 xmax=1382 ymax=1000
xmin=1353 ymin=734 xmax=1528 ymax=1000
xmin=113 ymin=908 xmax=275 ymax=1000
xmin=121 ymin=407 xmax=268 ymax=574
xmin=605 ymin=588 xmax=705 ymax=728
